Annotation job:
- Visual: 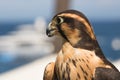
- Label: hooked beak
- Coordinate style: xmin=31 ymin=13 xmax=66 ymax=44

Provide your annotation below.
xmin=46 ymin=22 xmax=57 ymax=37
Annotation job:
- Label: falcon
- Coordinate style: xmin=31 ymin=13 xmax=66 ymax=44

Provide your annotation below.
xmin=43 ymin=10 xmax=120 ymax=80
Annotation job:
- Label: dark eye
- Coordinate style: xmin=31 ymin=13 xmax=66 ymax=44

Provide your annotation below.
xmin=56 ymin=16 xmax=64 ymax=24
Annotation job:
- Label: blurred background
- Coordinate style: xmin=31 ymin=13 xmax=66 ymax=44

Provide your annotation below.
xmin=0 ymin=0 xmax=120 ymax=80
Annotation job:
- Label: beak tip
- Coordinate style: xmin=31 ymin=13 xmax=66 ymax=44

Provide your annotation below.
xmin=46 ymin=29 xmax=49 ymax=35
xmin=46 ymin=29 xmax=53 ymax=37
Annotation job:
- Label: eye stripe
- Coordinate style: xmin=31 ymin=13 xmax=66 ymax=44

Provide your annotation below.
xmin=57 ymin=25 xmax=69 ymax=42
xmin=58 ymin=13 xmax=95 ymax=40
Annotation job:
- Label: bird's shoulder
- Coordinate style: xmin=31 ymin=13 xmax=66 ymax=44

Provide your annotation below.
xmin=94 ymin=67 xmax=120 ymax=80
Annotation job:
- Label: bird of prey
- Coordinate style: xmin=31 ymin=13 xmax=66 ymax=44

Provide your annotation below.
xmin=44 ymin=10 xmax=120 ymax=80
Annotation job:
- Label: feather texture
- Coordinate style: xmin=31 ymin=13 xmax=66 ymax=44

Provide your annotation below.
xmin=44 ymin=10 xmax=120 ymax=80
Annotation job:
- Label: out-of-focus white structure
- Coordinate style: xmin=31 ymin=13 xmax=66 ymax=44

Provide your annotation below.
xmin=0 ymin=54 xmax=56 ymax=80
xmin=0 ymin=18 xmax=54 ymax=58
xmin=112 ymin=38 xmax=120 ymax=51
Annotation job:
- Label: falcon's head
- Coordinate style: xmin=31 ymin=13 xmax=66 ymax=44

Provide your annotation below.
xmin=46 ymin=10 xmax=97 ymax=49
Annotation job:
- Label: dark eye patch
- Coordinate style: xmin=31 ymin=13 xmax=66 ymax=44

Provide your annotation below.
xmin=56 ymin=17 xmax=61 ymax=23
xmin=63 ymin=17 xmax=76 ymax=29
xmin=55 ymin=16 xmax=64 ymax=24
xmin=64 ymin=17 xmax=74 ymax=23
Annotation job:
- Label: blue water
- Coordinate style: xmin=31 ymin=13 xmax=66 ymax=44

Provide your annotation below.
xmin=0 ymin=20 xmax=34 ymax=35
xmin=92 ymin=21 xmax=120 ymax=59
xmin=0 ymin=20 xmax=120 ymax=73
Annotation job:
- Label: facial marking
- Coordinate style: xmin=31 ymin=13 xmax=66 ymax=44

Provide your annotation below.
xmin=60 ymin=23 xmax=81 ymax=45
xmin=58 ymin=13 xmax=95 ymax=40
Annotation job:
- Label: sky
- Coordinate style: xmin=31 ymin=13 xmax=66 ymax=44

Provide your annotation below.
xmin=0 ymin=0 xmax=120 ymax=22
